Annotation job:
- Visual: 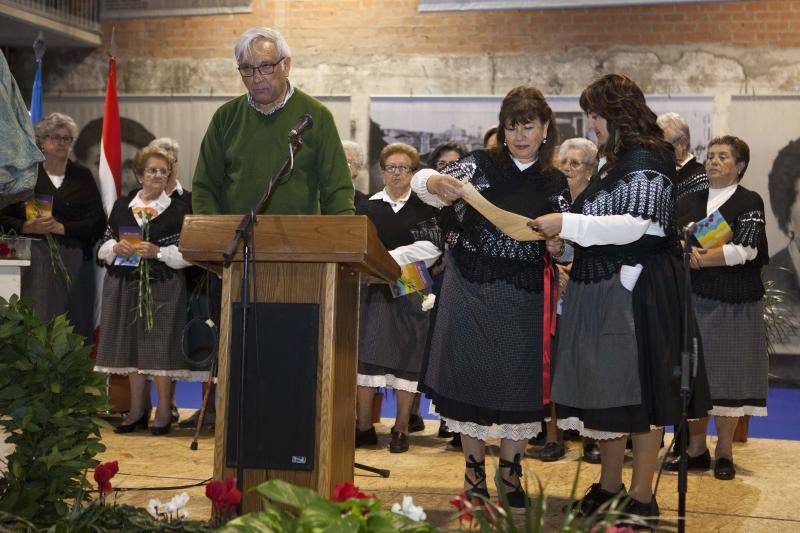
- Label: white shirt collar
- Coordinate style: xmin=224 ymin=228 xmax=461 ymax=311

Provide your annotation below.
xmin=369 ymin=188 xmax=411 ymax=213
xmin=169 ymin=179 xmax=184 ymax=196
xmin=511 ymin=156 xmax=536 ymax=171
xmin=128 ymin=190 xmax=172 ymax=216
xmin=247 ymin=80 xmax=295 ymax=117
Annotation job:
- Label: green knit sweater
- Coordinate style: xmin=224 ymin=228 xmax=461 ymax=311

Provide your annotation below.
xmin=192 ymin=89 xmax=354 ymax=215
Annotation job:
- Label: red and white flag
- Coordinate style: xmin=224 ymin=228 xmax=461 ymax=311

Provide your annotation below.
xmin=92 ymin=55 xmax=122 ymax=345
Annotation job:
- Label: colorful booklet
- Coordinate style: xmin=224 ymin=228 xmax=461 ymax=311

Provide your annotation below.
xmin=114 ymin=226 xmax=143 ymax=267
xmin=25 ymin=194 xmax=54 ymax=220
xmin=391 ymin=260 xmax=434 ymax=298
xmin=693 ymin=210 xmax=733 ymax=249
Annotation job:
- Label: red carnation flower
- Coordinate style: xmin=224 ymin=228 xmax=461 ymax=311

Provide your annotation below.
xmin=331 ymin=482 xmax=371 ymax=502
xmin=206 ymin=476 xmax=242 ymax=510
xmin=449 ymin=492 xmax=475 ymax=523
xmin=93 ymin=461 xmax=119 ymax=494
xmin=0 ymin=242 xmax=10 ymax=257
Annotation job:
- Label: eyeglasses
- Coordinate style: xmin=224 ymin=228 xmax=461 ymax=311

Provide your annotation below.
xmin=559 ymin=159 xmax=586 ymax=170
xmin=384 ymin=165 xmax=411 ymax=175
xmin=237 ymin=58 xmax=285 ymax=77
xmin=45 ymin=134 xmax=74 ymax=144
xmin=435 ymin=160 xmax=456 ymax=170
xmin=346 ymin=159 xmax=360 ymax=169
xmin=143 ymin=167 xmax=170 ymax=176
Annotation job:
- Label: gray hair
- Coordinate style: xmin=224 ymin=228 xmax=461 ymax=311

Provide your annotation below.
xmin=657 ymin=112 xmax=691 ymax=149
xmin=149 ymin=137 xmax=180 ymax=160
xmin=34 ymin=112 xmax=78 ymax=144
xmin=558 ymin=137 xmax=598 ymax=167
xmin=234 ymin=28 xmax=292 ymax=64
xmin=342 ymin=140 xmax=364 ymax=168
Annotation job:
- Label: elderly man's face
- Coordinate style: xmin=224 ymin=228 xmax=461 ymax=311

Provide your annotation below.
xmin=239 ymin=38 xmax=291 ymax=108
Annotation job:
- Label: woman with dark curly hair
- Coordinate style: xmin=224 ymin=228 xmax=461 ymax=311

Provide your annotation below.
xmin=531 ymin=74 xmax=711 ymax=524
xmin=411 ymin=86 xmax=568 ymax=512
xmin=765 ymin=138 xmax=800 ymax=301
xmin=669 ymin=136 xmax=769 ymax=481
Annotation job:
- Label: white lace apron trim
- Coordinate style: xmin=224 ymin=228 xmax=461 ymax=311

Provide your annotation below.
xmin=441 ymin=417 xmax=541 ymax=441
xmin=357 ymin=373 xmax=418 ymax=393
xmin=710 ymin=405 xmax=767 ymax=417
xmin=557 ymin=417 xmax=662 ymax=441
xmin=94 ymin=366 xmax=209 ymax=382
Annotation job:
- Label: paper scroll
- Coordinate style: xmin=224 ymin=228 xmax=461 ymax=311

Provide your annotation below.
xmin=460 ymin=182 xmax=545 ymax=241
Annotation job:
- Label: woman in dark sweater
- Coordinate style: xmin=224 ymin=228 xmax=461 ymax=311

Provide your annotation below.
xmin=0 ymin=112 xmax=104 ymax=340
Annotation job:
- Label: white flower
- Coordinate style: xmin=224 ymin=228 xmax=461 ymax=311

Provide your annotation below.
xmin=147 ymin=498 xmax=162 ymax=517
xmin=169 ymin=492 xmax=190 ymax=510
xmin=391 ymin=495 xmax=426 ymax=521
xmin=421 ymin=293 xmax=436 ymax=311
xmin=180 ymin=509 xmax=190 ymax=520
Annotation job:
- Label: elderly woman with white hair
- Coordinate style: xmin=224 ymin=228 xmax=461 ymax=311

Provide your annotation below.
xmin=148 ymin=137 xmax=191 ymax=208
xmin=0 ymin=112 xmax=105 ymax=339
xmin=657 ymin=112 xmax=708 ymax=201
xmin=343 ymin=140 xmax=368 ymax=209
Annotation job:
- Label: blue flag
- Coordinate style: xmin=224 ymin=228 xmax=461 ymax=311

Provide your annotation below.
xmin=30 ymin=59 xmax=42 ymax=125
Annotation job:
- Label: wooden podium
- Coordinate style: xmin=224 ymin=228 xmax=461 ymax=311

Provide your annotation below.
xmin=180 ymin=215 xmax=398 ymax=512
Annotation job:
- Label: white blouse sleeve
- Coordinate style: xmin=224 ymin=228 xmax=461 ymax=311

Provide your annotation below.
xmin=158 ymin=244 xmax=191 ymax=270
xmin=722 ymin=243 xmax=758 ymax=266
xmin=560 ymin=213 xmax=663 ymax=247
xmin=389 ymin=240 xmax=442 ymax=268
xmin=97 ymin=238 xmax=117 ymax=265
xmin=411 ymin=168 xmax=448 ymax=209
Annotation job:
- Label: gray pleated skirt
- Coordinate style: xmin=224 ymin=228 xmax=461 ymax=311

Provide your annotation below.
xmin=694 ymin=295 xmax=768 ymax=413
xmin=94 ymin=270 xmax=206 ymax=380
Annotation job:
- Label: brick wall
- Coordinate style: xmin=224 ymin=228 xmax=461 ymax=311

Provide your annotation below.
xmin=102 ymin=0 xmax=800 ymax=59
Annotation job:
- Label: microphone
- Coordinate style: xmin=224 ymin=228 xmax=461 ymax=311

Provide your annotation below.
xmin=288 ymin=114 xmax=313 ymax=140
xmin=683 ymin=222 xmax=696 ymax=236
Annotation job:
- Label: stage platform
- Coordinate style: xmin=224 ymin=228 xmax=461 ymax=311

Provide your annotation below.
xmin=11 ymin=410 xmax=795 ymax=531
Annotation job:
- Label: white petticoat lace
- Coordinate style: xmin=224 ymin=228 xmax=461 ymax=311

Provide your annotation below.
xmin=94 ymin=366 xmax=209 ymax=381
xmin=357 ymin=373 xmax=418 ymax=393
xmin=710 ymin=405 xmax=767 ymax=417
xmin=557 ymin=417 xmax=662 ymax=441
xmin=441 ymin=417 xmax=541 ymax=441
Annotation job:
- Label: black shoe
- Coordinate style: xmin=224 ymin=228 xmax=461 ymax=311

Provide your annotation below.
xmin=447 ymin=433 xmax=462 ymax=450
xmin=663 ymin=448 xmax=711 ymax=472
xmin=582 ymin=439 xmax=601 ymax=464
xmin=539 ymin=441 xmax=566 ymax=462
xmin=408 ymin=414 xmax=425 ymax=433
xmin=714 ymin=457 xmax=736 ymax=480
xmin=620 ymin=496 xmax=660 ymax=529
xmin=438 ymin=420 xmax=453 ymax=438
xmin=497 ymin=453 xmax=530 ymax=513
xmin=355 ymin=426 xmax=378 ymax=447
xmin=150 ymin=424 xmax=171 ymax=436
xmin=389 ymin=429 xmax=409 ymax=453
xmin=625 ymin=435 xmax=633 ymax=450
xmin=114 ymin=412 xmax=149 ymax=434
xmin=567 ymin=482 xmax=626 ymax=517
xmin=171 ymin=406 xmax=180 ymax=424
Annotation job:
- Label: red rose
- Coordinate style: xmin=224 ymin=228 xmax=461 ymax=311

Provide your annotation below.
xmin=206 ymin=476 xmax=241 ymax=510
xmin=0 ymin=242 xmax=10 ymax=257
xmin=331 ymin=482 xmax=371 ymax=502
xmin=93 ymin=461 xmax=119 ymax=494
xmin=449 ymin=492 xmax=474 ymax=523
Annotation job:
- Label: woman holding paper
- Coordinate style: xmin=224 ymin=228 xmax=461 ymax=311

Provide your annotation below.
xmin=411 ymin=86 xmax=568 ymax=511
xmin=530 ymin=74 xmax=711 ymax=524
xmin=0 ymin=112 xmax=104 ymax=340
xmin=355 ymin=143 xmax=441 ymax=454
xmin=94 ymin=146 xmax=202 ymax=436
xmin=669 ymin=136 xmax=768 ymax=480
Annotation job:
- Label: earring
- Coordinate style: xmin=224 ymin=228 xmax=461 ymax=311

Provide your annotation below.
xmin=542 ymin=137 xmax=547 ymax=145
xmin=503 ymin=141 xmax=507 ymax=146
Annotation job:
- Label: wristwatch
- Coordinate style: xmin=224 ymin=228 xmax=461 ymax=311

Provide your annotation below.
xmin=156 ymin=249 xmax=163 ymax=260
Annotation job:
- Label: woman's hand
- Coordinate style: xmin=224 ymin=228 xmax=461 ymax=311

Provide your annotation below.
xmin=689 ymin=246 xmax=706 ymax=270
xmin=528 ymin=213 xmax=563 ymax=239
xmin=426 ymin=173 xmax=464 ymax=204
xmin=113 ymin=240 xmax=136 ymax=258
xmin=22 ymin=215 xmax=60 ymax=235
xmin=136 ymin=241 xmax=161 ymax=260
xmin=546 ymin=238 xmax=565 ymax=258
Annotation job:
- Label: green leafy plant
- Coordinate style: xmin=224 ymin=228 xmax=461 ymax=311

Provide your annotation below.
xmin=763 ymin=275 xmax=800 ymax=355
xmin=0 ymin=296 xmax=110 ymax=525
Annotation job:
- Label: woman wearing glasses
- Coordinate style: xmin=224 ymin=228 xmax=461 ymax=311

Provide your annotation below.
xmin=410 ymin=86 xmax=568 ymax=512
xmin=95 ymin=146 xmax=201 ymax=436
xmin=355 ymin=143 xmax=441 ymax=453
xmin=0 ymin=112 xmax=104 ymax=340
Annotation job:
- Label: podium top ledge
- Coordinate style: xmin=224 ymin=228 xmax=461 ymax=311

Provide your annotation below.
xmin=179 ymin=215 xmax=399 ymax=283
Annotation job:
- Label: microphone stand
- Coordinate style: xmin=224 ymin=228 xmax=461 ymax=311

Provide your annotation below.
xmin=223 ymin=134 xmax=304 ymax=513
xmin=677 ymin=230 xmax=699 ymax=533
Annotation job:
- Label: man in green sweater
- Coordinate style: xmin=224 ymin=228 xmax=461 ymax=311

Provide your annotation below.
xmin=192 ymin=27 xmax=355 ymax=216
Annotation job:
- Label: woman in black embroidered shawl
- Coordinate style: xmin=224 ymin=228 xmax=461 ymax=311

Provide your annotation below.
xmin=94 ymin=146 xmax=203 ymax=436
xmin=411 ymin=86 xmax=568 ymax=511
xmin=531 ymin=74 xmax=711 ymax=524
xmin=668 ymin=136 xmax=768 ymax=481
